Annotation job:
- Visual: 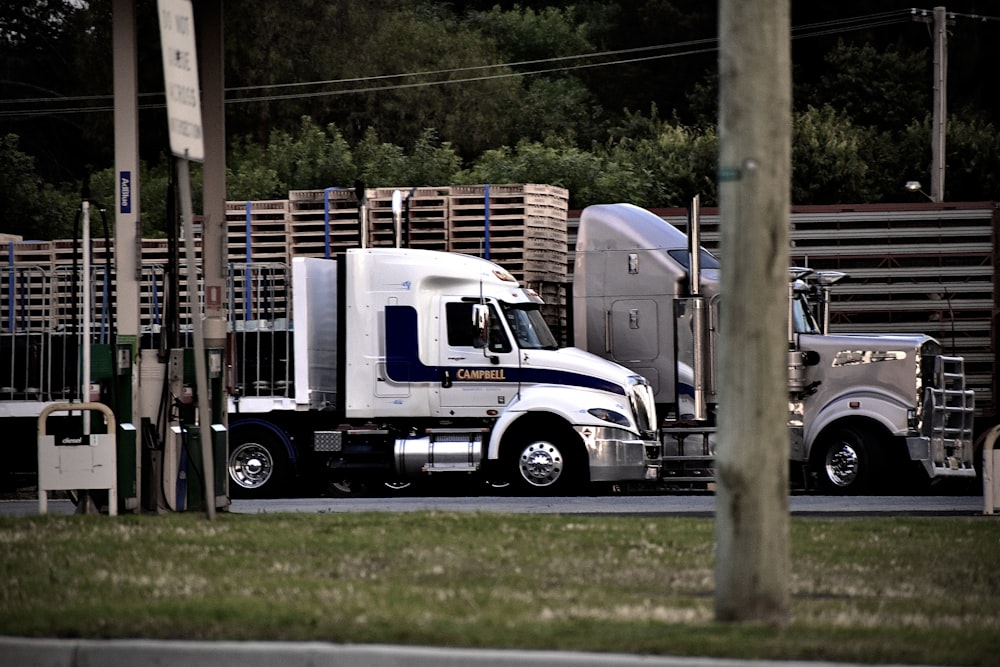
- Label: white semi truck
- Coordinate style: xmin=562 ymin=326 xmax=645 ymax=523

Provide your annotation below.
xmin=225 ymin=245 xmax=658 ymax=496
xmin=572 ymin=202 xmax=977 ymax=493
xmin=0 ymin=243 xmax=658 ymax=500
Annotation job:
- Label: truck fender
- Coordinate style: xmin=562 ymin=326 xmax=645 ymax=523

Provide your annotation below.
xmin=228 ymin=417 xmax=297 ymax=463
xmin=804 ymin=390 xmax=911 ymax=454
xmin=487 ymin=384 xmax=635 ymax=461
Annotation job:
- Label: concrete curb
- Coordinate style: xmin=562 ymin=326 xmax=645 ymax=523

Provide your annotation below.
xmin=0 ymin=637 xmax=903 ymax=667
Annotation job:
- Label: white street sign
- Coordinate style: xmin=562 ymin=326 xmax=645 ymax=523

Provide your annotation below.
xmin=157 ymin=0 xmax=204 ymax=162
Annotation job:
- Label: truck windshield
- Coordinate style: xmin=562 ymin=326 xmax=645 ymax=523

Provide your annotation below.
xmin=792 ymin=293 xmax=820 ymax=334
xmin=666 ymin=248 xmax=721 ymax=270
xmin=501 ymin=303 xmax=559 ymax=350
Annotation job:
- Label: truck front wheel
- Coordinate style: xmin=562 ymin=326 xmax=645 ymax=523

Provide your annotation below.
xmin=812 ymin=424 xmax=883 ymax=494
xmin=506 ymin=429 xmax=585 ymax=494
xmin=228 ymin=430 xmax=288 ymax=498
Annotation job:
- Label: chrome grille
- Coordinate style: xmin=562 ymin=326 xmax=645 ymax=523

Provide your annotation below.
xmin=627 ymin=376 xmax=657 ymax=436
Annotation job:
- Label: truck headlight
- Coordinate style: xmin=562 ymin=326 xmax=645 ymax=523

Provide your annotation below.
xmin=587 ymin=408 xmax=631 ymax=429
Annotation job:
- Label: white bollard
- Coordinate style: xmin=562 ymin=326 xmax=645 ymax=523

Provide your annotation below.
xmin=983 ymin=424 xmax=1000 ymax=515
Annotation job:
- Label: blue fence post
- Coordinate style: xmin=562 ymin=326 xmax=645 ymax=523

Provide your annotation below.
xmin=484 ymin=184 xmax=491 ymax=260
xmin=244 ymin=200 xmax=252 ymax=321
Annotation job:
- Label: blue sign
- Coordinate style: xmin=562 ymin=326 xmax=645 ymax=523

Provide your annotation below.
xmin=120 ymin=171 xmax=132 ymax=214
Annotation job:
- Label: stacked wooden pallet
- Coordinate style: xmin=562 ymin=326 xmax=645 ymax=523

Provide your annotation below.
xmin=287 ymin=188 xmax=360 ymax=258
xmin=367 ymin=187 xmax=451 ymax=250
xmin=2 ymin=181 xmax=573 ymax=336
xmin=1 ymin=241 xmax=53 ymax=332
xmin=226 ymin=200 xmax=291 ymax=264
xmin=279 ymin=184 xmax=570 ymax=281
xmin=449 ymin=184 xmax=569 ymax=283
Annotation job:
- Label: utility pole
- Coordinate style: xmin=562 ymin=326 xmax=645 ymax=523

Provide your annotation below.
xmin=931 ymin=6 xmax=947 ymax=202
xmin=715 ymin=0 xmax=791 ymax=625
xmin=913 ymin=6 xmax=949 ymax=202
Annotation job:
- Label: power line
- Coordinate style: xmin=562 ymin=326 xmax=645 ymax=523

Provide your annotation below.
xmin=0 ymin=9 xmax=966 ymax=119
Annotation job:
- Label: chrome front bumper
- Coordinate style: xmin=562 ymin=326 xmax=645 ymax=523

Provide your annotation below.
xmin=575 ymin=425 xmax=656 ymax=482
xmin=906 ymin=435 xmax=976 ymax=479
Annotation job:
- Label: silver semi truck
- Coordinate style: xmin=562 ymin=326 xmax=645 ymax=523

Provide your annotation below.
xmin=572 ymin=202 xmax=977 ymax=493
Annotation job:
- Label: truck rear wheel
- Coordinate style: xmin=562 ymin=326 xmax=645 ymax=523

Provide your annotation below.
xmin=812 ymin=424 xmax=883 ymax=494
xmin=228 ymin=429 xmax=288 ymax=498
xmin=506 ymin=429 xmax=585 ymax=495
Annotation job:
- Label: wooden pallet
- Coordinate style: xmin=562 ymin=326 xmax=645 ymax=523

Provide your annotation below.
xmin=226 ymin=199 xmax=290 ymax=264
xmin=288 ymin=188 xmax=361 ymax=258
xmin=448 ymin=185 xmax=569 ymax=283
xmin=367 ymin=187 xmax=450 ymax=250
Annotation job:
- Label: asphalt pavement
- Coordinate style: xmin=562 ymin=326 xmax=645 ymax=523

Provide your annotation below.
xmin=2 ymin=492 xmax=988 ymax=517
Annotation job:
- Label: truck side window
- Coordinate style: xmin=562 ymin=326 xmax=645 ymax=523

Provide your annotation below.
xmin=445 ymin=302 xmax=511 ymax=353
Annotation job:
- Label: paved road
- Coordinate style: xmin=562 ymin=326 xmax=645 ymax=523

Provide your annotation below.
xmin=3 ymin=493 xmax=988 ymax=517
xmin=229 ymin=493 xmax=987 ymax=516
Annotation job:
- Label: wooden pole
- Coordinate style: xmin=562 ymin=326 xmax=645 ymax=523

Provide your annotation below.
xmin=715 ymin=0 xmax=791 ymax=625
xmin=930 ymin=6 xmax=947 ymax=203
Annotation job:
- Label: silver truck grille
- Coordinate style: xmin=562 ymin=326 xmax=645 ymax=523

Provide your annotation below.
xmin=922 ymin=355 xmax=975 ymax=467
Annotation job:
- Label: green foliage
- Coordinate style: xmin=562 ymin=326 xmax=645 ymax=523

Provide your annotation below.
xmin=1 ymin=1 xmax=998 ymax=239
xmin=942 ymin=114 xmax=1000 ymax=201
xmin=509 ymin=76 xmax=604 ymax=146
xmin=0 ymin=134 xmax=77 ymax=239
xmin=791 ymin=105 xmax=880 ymax=204
xmin=806 ymin=40 xmax=929 ymax=130
xmin=404 ymin=129 xmax=463 ymax=187
xmin=603 ymin=107 xmax=719 ymax=207
xmin=459 ymin=138 xmax=611 ymax=209
xmin=465 ymin=4 xmax=593 ymax=62
xmin=338 ymin=4 xmax=523 ymax=157
xmin=228 ymin=117 xmax=356 ymax=198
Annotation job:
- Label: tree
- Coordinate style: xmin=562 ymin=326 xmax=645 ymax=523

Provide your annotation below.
xmin=791 ymin=105 xmax=880 ymax=204
xmin=228 ymin=117 xmax=356 ymax=198
xmin=460 ymin=138 xmax=613 ymax=209
xmin=603 ymin=107 xmax=719 ymax=206
xmin=804 ymin=40 xmax=929 ymax=130
xmin=2 ymin=0 xmax=999 ymax=229
xmin=898 ymin=113 xmax=1000 ymax=202
xmin=0 ymin=133 xmax=77 ymax=239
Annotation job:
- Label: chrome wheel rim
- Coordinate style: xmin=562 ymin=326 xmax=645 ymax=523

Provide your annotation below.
xmin=825 ymin=442 xmax=859 ymax=487
xmin=229 ymin=442 xmax=274 ymax=489
xmin=518 ymin=442 xmax=564 ymax=487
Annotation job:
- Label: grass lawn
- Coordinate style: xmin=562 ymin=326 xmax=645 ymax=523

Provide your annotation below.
xmin=1 ymin=511 xmax=998 ymax=665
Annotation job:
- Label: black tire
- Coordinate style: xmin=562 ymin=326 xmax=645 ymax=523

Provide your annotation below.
xmin=505 ymin=427 xmax=585 ymax=495
xmin=324 ymin=479 xmax=370 ymax=497
xmin=811 ymin=424 xmax=883 ymax=494
xmin=227 ymin=428 xmax=288 ymax=498
xmin=324 ymin=479 xmax=412 ymax=498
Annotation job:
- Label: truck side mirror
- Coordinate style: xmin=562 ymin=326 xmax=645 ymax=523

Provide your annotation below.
xmin=472 ymin=304 xmax=489 ymax=350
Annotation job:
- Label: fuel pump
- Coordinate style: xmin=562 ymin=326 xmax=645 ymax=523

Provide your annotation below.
xmin=162 ymin=347 xmax=227 ymax=512
xmin=113 ymin=341 xmax=138 ymax=512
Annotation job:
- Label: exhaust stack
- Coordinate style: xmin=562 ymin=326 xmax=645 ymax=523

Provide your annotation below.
xmin=676 ymin=195 xmax=708 ymax=421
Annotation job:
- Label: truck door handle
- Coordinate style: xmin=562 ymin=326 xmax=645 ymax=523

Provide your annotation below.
xmin=441 ymin=369 xmax=452 ymax=388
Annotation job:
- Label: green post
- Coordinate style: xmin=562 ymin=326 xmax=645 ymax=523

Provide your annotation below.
xmin=114 ymin=338 xmax=137 ymax=512
xmin=208 ymin=348 xmax=229 ymax=504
